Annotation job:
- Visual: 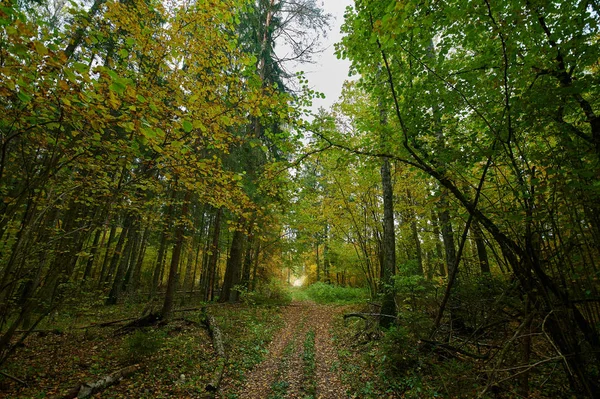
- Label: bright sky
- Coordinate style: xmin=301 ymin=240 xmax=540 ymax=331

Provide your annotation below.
xmin=300 ymin=0 xmax=354 ymax=112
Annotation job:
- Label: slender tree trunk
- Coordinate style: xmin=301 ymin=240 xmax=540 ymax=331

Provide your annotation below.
xmin=472 ymin=220 xmax=490 ymax=274
xmin=151 ymin=190 xmax=176 ymax=299
xmin=431 ymin=211 xmax=446 ymax=277
xmin=207 ymin=207 xmax=222 ymax=301
xmin=106 ymin=221 xmax=136 ymax=305
xmin=98 ymin=224 xmax=117 ymax=287
xmin=315 ymin=241 xmax=320 ymax=282
xmin=250 ymin=241 xmax=261 ymax=291
xmin=407 ymin=189 xmax=423 ymax=276
xmin=130 ymin=226 xmax=148 ymax=292
xmin=380 ymin=158 xmax=397 ymax=328
xmin=82 ymin=228 xmax=102 ymax=282
xmin=161 ymin=190 xmax=191 ymax=319
xmin=102 ymin=220 xmax=129 ymax=286
xmin=438 ymin=195 xmax=457 ymax=276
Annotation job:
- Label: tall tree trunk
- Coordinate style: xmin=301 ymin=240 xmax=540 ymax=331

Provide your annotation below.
xmin=315 ymin=241 xmax=320 ymax=282
xmin=431 ymin=210 xmax=446 ymax=277
xmin=438 ymin=195 xmax=457 ymax=276
xmin=161 ymin=190 xmax=191 ymax=319
xmin=472 ymin=220 xmax=490 ymax=274
xmin=250 ymin=241 xmax=261 ymax=291
xmin=102 ymin=220 xmax=130 ymax=286
xmin=98 ymin=224 xmax=117 ymax=287
xmin=82 ymin=228 xmax=102 ymax=282
xmin=407 ymin=189 xmax=423 ymax=276
xmin=151 ymin=190 xmax=176 ymax=299
xmin=323 ymin=225 xmax=331 ymax=283
xmin=220 ymin=222 xmax=245 ymax=303
xmin=130 ymin=226 xmax=149 ymax=293
xmin=380 ymin=158 xmax=397 ymax=328
xmin=106 ymin=220 xmax=136 ymax=305
xmin=206 ymin=207 xmax=222 ymax=301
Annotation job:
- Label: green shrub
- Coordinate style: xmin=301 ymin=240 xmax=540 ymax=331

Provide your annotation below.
xmin=304 ymin=282 xmax=368 ymax=304
xmin=123 ymin=328 xmax=165 ymax=362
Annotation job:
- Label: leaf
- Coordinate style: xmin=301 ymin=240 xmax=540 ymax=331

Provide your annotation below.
xmin=182 ymin=120 xmax=193 ymax=133
xmin=17 ymin=91 xmax=31 ymax=103
xmin=109 ymin=82 xmax=126 ymax=95
xmin=34 ymin=41 xmax=47 ymax=56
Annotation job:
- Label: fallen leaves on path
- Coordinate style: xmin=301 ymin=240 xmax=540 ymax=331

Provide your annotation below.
xmin=238 ymin=301 xmax=347 ymax=398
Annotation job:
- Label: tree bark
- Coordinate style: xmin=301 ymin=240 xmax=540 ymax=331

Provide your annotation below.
xmin=161 ymin=190 xmax=191 ymax=319
xmin=472 ymin=220 xmax=490 ymax=274
xmin=220 ymin=222 xmax=245 ymax=303
xmin=380 ymin=158 xmax=397 ymax=329
xmin=206 ymin=207 xmax=222 ymax=301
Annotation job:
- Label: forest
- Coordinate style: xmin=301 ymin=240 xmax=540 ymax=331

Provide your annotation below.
xmin=1 ymin=0 xmax=599 ymax=397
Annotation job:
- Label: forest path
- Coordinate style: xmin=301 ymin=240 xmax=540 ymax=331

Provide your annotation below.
xmin=238 ymin=301 xmax=347 ymax=399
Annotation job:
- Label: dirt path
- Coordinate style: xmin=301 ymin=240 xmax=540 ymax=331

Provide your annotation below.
xmin=239 ymin=301 xmax=347 ymax=399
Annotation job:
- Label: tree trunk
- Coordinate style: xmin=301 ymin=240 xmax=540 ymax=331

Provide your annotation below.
xmin=206 ymin=207 xmax=222 ymax=301
xmin=220 ymin=222 xmax=245 ymax=303
xmin=438 ymin=195 xmax=457 ymax=276
xmin=431 ymin=211 xmax=446 ymax=277
xmin=407 ymin=189 xmax=423 ymax=276
xmin=98 ymin=224 xmax=117 ymax=287
xmin=130 ymin=226 xmax=148 ymax=292
xmin=380 ymin=158 xmax=397 ymax=328
xmin=106 ymin=220 xmax=135 ymax=305
xmin=161 ymin=190 xmax=191 ymax=319
xmin=82 ymin=228 xmax=102 ymax=282
xmin=315 ymin=241 xmax=320 ymax=282
xmin=472 ymin=220 xmax=490 ymax=274
xmin=102 ymin=221 xmax=129 ymax=286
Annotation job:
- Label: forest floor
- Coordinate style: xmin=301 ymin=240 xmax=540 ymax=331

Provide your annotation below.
xmin=237 ymin=301 xmax=348 ymax=399
xmin=0 ymin=299 xmax=353 ymax=398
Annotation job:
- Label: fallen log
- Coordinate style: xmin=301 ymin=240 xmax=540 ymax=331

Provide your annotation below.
xmin=203 ymin=313 xmax=226 ymax=393
xmin=75 ymin=317 xmax=138 ymax=330
xmin=115 ymin=312 xmax=164 ymax=334
xmin=343 ymin=312 xmax=397 ymax=319
xmin=62 ymin=364 xmax=141 ymax=399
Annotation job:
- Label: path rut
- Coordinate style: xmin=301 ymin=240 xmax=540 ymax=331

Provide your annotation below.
xmin=239 ymin=302 xmax=347 ymax=398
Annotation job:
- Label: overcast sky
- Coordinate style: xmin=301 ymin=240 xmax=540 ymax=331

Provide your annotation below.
xmin=291 ymin=0 xmax=354 ymax=112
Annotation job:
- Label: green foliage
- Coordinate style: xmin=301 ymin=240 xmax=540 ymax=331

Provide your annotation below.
xmin=302 ymin=329 xmax=316 ymax=398
xmin=269 ymin=380 xmax=290 ymax=399
xmin=241 ymin=278 xmax=292 ymax=305
xmin=122 ymin=328 xmax=165 ymax=363
xmin=302 ymin=282 xmax=368 ymax=304
xmin=393 ymin=274 xmax=439 ymax=313
xmin=379 ymin=326 xmax=421 ymax=374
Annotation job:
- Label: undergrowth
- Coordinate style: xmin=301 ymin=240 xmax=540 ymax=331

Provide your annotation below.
xmin=2 ymin=302 xmax=283 ymax=398
xmin=291 ymin=282 xmax=368 ymax=304
xmin=302 ymin=328 xmax=316 ymax=398
xmin=332 ymin=275 xmax=574 ymax=398
xmin=241 ymin=278 xmax=292 ymax=305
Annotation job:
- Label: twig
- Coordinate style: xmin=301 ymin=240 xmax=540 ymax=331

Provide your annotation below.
xmin=421 ymin=339 xmax=490 ymax=360
xmin=541 ymin=311 xmax=572 ymax=376
xmin=0 ymin=370 xmax=28 ymax=387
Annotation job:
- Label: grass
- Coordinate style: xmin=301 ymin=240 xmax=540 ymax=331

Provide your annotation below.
xmin=302 ymin=328 xmax=316 ymax=398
